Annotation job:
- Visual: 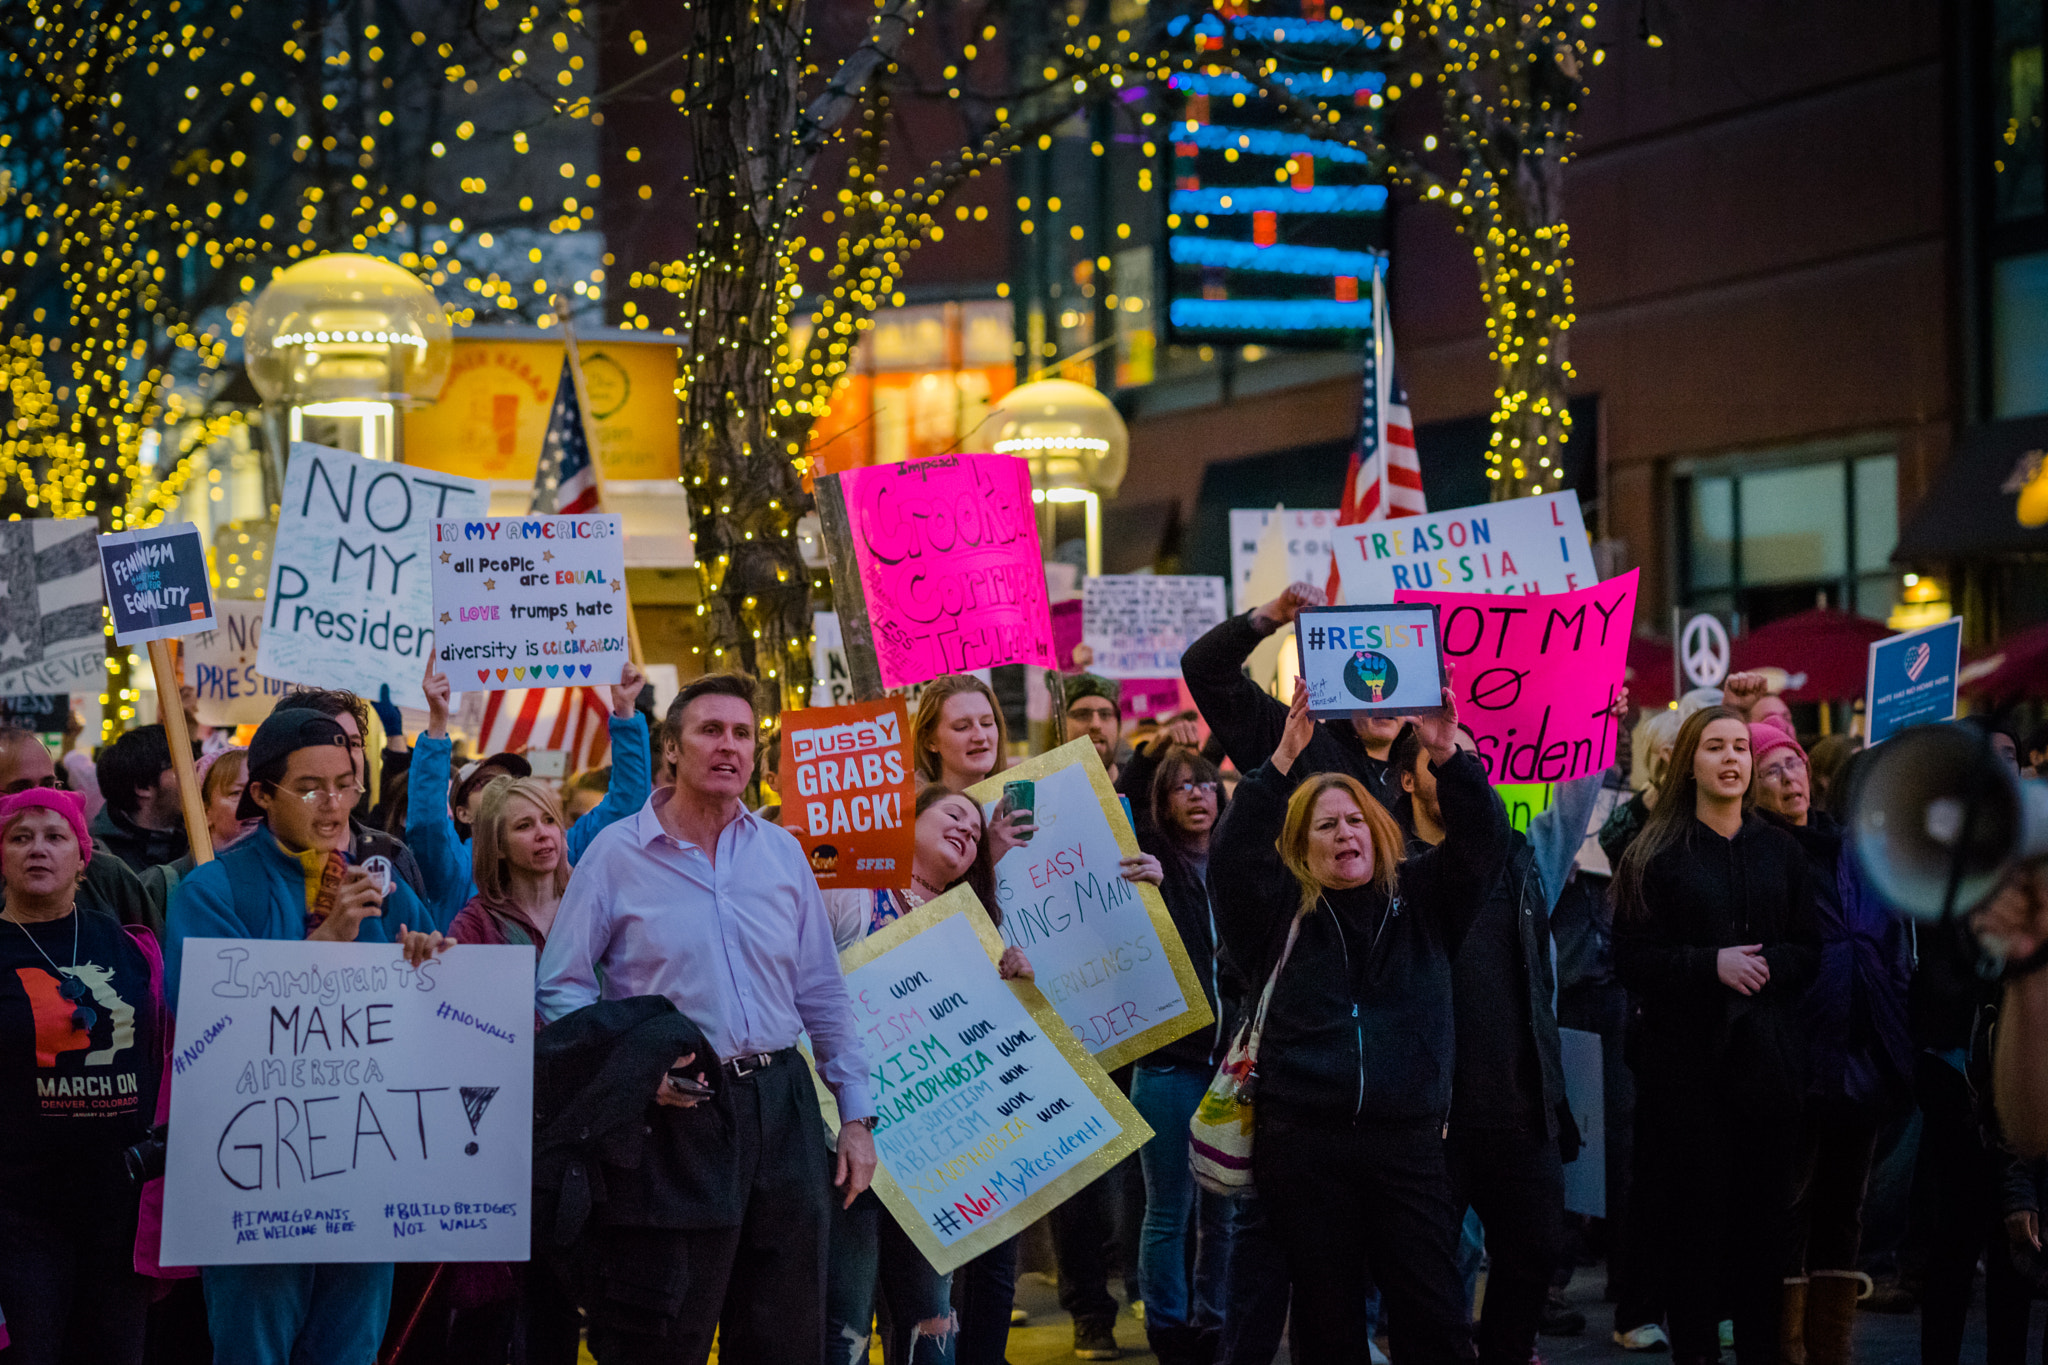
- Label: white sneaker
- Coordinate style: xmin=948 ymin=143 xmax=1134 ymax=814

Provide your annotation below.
xmin=1612 ymin=1323 xmax=1670 ymax=1352
xmin=1719 ymin=1319 xmax=1734 ymax=1350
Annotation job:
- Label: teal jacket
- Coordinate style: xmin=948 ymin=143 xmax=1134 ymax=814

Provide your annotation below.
xmin=164 ymin=834 xmax=442 ymax=1007
xmin=405 ymin=713 xmax=652 ymax=927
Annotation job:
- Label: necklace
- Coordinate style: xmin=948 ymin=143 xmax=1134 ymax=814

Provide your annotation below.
xmin=910 ymin=872 xmax=944 ymax=901
xmin=4 ymin=910 xmax=96 ymax=1031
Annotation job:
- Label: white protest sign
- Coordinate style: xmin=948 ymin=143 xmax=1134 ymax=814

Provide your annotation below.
xmin=183 ymin=600 xmax=293 ymax=726
xmin=260 ymin=444 xmax=488 ymax=712
xmin=430 ymin=514 xmax=629 ymax=691
xmin=1081 ymin=576 xmax=1228 ymax=679
xmin=817 ymin=890 xmax=1150 ymax=1274
xmin=161 ymin=939 xmax=534 ymax=1266
xmin=1295 ymin=603 xmax=1446 ymax=718
xmin=1329 ymin=490 xmax=1593 ymax=604
xmin=0 ymin=518 xmax=106 ymax=697
xmin=1560 ymin=1026 xmax=1606 ymax=1217
xmin=810 ymin=609 xmax=856 ymax=708
xmin=1230 ymin=508 xmax=1337 ymax=613
xmin=967 ymin=740 xmax=1212 ymax=1071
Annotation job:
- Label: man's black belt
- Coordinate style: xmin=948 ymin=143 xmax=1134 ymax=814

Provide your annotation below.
xmin=722 ymin=1047 xmax=796 ymax=1079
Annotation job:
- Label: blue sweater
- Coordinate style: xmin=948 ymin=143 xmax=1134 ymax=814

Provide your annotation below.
xmin=164 ymin=835 xmax=442 ymax=1007
xmin=404 ymin=713 xmax=652 ymax=926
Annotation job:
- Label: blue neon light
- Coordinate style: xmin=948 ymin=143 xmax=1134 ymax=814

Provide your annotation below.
xmin=1169 ymin=236 xmax=1386 ymax=278
xmin=1166 ymin=15 xmax=1382 ymax=48
xmin=1169 ymin=70 xmax=1386 ymax=98
xmin=1171 ymin=123 xmax=1372 ymax=164
xmin=1169 ymin=298 xmax=1377 ymax=331
xmin=1169 ymin=184 xmax=1389 ymax=216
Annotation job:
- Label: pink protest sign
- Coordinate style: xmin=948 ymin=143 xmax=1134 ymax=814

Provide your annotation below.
xmin=840 ymin=454 xmax=1055 ymax=690
xmin=1395 ymin=569 xmax=1639 ymax=784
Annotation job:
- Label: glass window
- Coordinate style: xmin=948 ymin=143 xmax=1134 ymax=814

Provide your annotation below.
xmin=1996 ymin=0 xmax=2045 ymax=223
xmin=1738 ymin=464 xmax=1848 ymax=585
xmin=1996 ymin=251 xmax=2048 ymax=418
xmin=1688 ymin=476 xmax=1735 ymax=590
xmin=1853 ymin=454 xmax=1899 ymax=573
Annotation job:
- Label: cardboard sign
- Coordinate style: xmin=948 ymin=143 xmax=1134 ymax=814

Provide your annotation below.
xmin=1230 ymin=509 xmax=1338 ymax=614
xmin=429 ymin=515 xmax=629 ymax=691
xmin=777 ymin=699 xmax=916 ymax=888
xmin=0 ymin=694 xmax=69 ymax=732
xmin=1081 ymin=575 xmax=1228 ymax=679
xmin=260 ymin=444 xmax=489 ymax=711
xmin=824 ymin=454 xmax=1054 ymax=691
xmin=0 ymin=518 xmax=106 ymax=697
xmin=967 ymin=739 xmax=1212 ymax=1071
xmin=1559 ymin=1026 xmax=1605 ymax=1218
xmin=810 ymin=889 xmax=1150 ymax=1274
xmin=1294 ymin=603 xmax=1446 ymax=718
xmin=1329 ymin=490 xmax=1593 ymax=604
xmin=160 ymin=939 xmax=534 ymax=1266
xmin=183 ymin=600 xmax=294 ymax=726
xmin=99 ymin=522 xmax=215 ymax=644
xmin=809 ymin=610 xmax=857 ymax=707
xmin=1866 ymin=616 xmax=1964 ymax=745
xmin=1397 ymin=570 xmax=1637 ymax=784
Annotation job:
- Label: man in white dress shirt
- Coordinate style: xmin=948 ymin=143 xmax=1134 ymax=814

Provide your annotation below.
xmin=537 ymin=672 xmax=877 ymax=1362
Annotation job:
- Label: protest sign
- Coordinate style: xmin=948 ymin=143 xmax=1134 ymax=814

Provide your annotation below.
xmin=1559 ymin=1027 xmax=1605 ymax=1218
xmin=1866 ymin=616 xmax=1964 ymax=745
xmin=817 ymin=454 xmax=1054 ymax=692
xmin=1329 ymin=490 xmax=1593 ymax=604
xmin=0 ymin=694 xmax=70 ymax=732
xmin=1081 ymin=576 xmax=1228 ymax=679
xmin=809 ymin=610 xmax=856 ymax=707
xmin=0 ymin=518 xmax=106 ymax=697
xmin=160 ymin=938 xmax=534 ymax=1266
xmin=183 ymin=600 xmax=293 ymax=726
xmin=1396 ymin=569 xmax=1638 ymax=784
xmin=778 ymin=698 xmax=916 ymax=888
xmin=967 ymin=739 xmax=1211 ymax=1070
xmin=99 ymin=522 xmax=214 ymax=644
xmin=812 ymin=888 xmax=1150 ymax=1274
xmin=1230 ymin=508 xmax=1337 ymax=613
xmin=429 ymin=514 xmax=629 ymax=691
xmin=1294 ymin=603 xmax=1446 ymax=719
xmin=260 ymin=443 xmax=489 ymax=712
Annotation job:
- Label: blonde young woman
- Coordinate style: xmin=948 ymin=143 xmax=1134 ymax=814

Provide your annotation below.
xmin=449 ymin=776 xmax=570 ymax=951
xmin=1207 ymin=677 xmax=1507 ymax=1365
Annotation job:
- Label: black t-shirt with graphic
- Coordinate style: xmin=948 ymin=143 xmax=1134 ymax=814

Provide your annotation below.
xmin=0 ymin=907 xmax=159 ymax=1213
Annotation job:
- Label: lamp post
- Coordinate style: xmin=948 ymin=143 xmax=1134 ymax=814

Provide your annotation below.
xmin=245 ymin=253 xmax=452 ymax=492
xmin=988 ymin=378 xmax=1129 ymax=576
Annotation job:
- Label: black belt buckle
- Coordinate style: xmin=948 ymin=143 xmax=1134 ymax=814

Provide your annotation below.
xmin=725 ymin=1051 xmax=774 ymax=1078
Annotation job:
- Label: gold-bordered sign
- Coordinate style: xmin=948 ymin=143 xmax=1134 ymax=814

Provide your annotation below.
xmin=809 ymin=886 xmax=1151 ymax=1274
xmin=966 ymin=738 xmax=1213 ymax=1072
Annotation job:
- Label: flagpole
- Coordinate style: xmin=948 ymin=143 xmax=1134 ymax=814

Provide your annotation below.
xmin=552 ymin=299 xmax=646 ymax=669
xmin=1372 ymin=265 xmax=1389 ymax=523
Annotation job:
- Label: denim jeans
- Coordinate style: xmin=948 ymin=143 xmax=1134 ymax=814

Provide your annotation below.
xmin=1131 ymin=1061 xmax=1233 ymax=1331
xmin=199 ymin=1262 xmax=394 ymax=1365
xmin=827 ymin=1188 xmax=956 ymax=1365
xmin=1217 ymin=1192 xmax=1293 ymax=1364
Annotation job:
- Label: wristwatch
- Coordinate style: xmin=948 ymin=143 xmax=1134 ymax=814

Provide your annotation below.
xmin=853 ymin=1115 xmax=879 ymax=1132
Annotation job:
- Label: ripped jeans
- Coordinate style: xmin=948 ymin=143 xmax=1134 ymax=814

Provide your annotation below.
xmin=827 ymin=1186 xmax=957 ymax=1365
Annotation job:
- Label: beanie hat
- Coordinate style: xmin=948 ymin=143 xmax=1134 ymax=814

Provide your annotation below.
xmin=0 ymin=787 xmax=92 ymax=865
xmin=1054 ymin=672 xmax=1121 ymax=712
xmin=1749 ymin=715 xmax=1806 ymax=769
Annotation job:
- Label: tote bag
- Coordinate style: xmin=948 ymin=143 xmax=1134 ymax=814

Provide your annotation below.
xmin=1188 ymin=908 xmax=1308 ymax=1197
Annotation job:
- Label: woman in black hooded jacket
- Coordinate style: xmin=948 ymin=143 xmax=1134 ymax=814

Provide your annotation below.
xmin=1614 ymin=705 xmax=1821 ymax=1365
xmin=1209 ymin=678 xmax=1508 ymax=1365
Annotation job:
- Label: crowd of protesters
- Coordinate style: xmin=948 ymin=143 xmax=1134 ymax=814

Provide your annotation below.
xmin=9 ymin=580 xmax=2048 ymax=1365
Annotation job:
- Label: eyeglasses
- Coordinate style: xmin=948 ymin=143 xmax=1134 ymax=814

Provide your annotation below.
xmin=1173 ymin=781 xmax=1220 ymax=796
xmin=276 ymin=782 xmax=365 ymax=808
xmin=1758 ymin=758 xmax=1806 ymax=783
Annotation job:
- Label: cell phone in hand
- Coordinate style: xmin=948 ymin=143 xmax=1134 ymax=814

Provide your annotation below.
xmin=664 ymin=1070 xmax=713 ymax=1098
xmin=1003 ymin=780 xmax=1036 ymax=842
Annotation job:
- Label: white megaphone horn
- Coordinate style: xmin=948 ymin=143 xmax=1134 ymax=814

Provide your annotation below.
xmin=1852 ymin=724 xmax=2048 ymax=920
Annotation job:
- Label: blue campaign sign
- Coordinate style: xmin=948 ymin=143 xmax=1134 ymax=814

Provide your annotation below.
xmin=1866 ymin=617 xmax=1964 ymax=746
xmin=98 ymin=522 xmax=216 ymax=645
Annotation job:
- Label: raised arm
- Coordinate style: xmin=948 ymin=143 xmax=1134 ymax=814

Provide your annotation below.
xmin=405 ymin=661 xmax=470 ymax=921
xmin=1181 ymin=581 xmax=1323 ymax=776
xmin=568 ymin=709 xmax=652 ymax=864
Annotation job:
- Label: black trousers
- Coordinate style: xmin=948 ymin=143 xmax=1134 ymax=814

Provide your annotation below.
xmin=952 ymin=1234 xmax=1019 ymax=1365
xmin=0 ymin=1195 xmax=152 ymax=1365
xmin=1447 ymin=1123 xmax=1565 ymax=1365
xmin=1916 ymin=1057 xmax=2033 ymax=1365
xmin=1636 ymin=1079 xmax=1798 ymax=1364
xmin=1254 ymin=1107 xmax=1474 ymax=1365
xmin=576 ymin=1055 xmax=830 ymax=1364
xmin=1047 ymin=1156 xmax=1137 ymax=1328
xmin=1785 ymin=1096 xmax=1881 ymax=1275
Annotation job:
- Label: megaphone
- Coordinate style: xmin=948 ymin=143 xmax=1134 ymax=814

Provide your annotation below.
xmin=1852 ymin=724 xmax=2048 ymax=920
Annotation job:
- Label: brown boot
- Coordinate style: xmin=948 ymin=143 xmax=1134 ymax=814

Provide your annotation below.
xmin=1779 ymin=1277 xmax=1809 ymax=1365
xmin=1805 ymin=1269 xmax=1866 ymax=1365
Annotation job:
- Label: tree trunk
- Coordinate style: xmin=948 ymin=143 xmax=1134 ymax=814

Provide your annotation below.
xmin=1472 ymin=152 xmax=1574 ymax=501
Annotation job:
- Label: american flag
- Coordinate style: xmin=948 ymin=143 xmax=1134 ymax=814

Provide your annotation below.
xmin=464 ymin=685 xmax=615 ymax=773
xmin=1329 ymin=270 xmax=1424 ymax=597
xmin=530 ymin=358 xmax=600 ymax=516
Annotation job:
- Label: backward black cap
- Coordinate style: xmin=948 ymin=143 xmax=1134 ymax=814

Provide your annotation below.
xmin=237 ymin=708 xmax=351 ymax=822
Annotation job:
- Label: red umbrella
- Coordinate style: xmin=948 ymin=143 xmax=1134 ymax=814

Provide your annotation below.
xmin=1729 ymin=608 xmax=1892 ymax=703
xmin=1960 ymin=620 xmax=2048 ymax=702
xmin=1626 ymin=633 xmax=1675 ymax=712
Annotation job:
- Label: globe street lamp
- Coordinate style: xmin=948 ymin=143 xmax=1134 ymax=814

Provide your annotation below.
xmin=988 ymin=377 xmax=1129 ymax=576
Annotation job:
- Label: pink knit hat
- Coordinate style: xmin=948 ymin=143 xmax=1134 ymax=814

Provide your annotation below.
xmin=0 ymin=787 xmax=92 ymax=864
xmin=1748 ymin=716 xmax=1805 ymax=769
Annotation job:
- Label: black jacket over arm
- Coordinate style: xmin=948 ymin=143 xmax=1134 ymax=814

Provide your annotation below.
xmin=1207 ymin=748 xmax=1508 ymax=1124
xmin=1614 ymin=812 xmax=1822 ymax=1104
xmin=1181 ymin=612 xmax=1399 ymax=809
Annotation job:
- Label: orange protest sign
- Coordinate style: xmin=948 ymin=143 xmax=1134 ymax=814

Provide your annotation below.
xmin=778 ymin=698 xmax=917 ymax=889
